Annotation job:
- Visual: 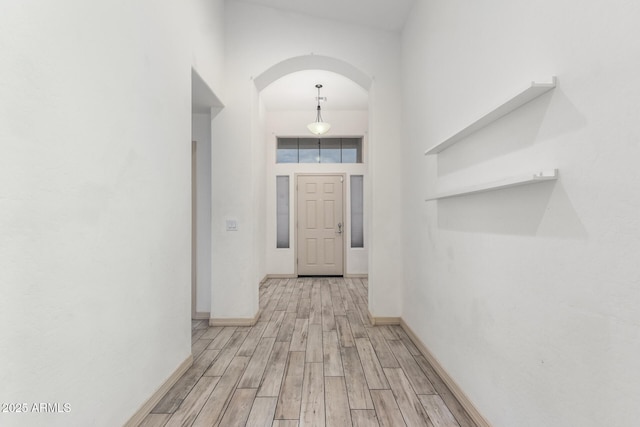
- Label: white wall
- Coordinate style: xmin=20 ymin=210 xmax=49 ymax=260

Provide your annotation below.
xmin=265 ymin=110 xmax=369 ymax=276
xmin=252 ymin=86 xmax=268 ymax=288
xmin=0 ymin=1 xmax=224 ymax=426
xmin=190 ymin=0 xmax=225 ymax=97
xmin=214 ymin=1 xmax=403 ymax=320
xmin=192 ymin=114 xmax=212 ymax=315
xmin=401 ymin=1 xmax=640 ymax=426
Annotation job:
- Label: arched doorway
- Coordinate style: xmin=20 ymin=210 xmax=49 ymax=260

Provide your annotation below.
xmin=254 ymin=56 xmax=372 ymax=280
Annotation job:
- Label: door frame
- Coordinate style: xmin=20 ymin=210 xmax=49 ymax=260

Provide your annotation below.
xmin=294 ymin=172 xmax=347 ymax=277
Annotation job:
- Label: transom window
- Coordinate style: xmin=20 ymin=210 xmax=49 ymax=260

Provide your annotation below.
xmin=277 ymin=137 xmax=363 ymax=163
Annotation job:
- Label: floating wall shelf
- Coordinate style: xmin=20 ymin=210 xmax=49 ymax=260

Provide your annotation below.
xmin=425 ymin=169 xmax=558 ymax=201
xmin=424 ymin=77 xmax=557 ymax=155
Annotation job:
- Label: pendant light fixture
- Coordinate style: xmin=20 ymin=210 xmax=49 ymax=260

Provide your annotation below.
xmin=307 ymin=84 xmax=331 ymax=135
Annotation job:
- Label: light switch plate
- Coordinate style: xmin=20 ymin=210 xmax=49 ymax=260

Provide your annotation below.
xmin=226 ymin=219 xmax=238 ymax=231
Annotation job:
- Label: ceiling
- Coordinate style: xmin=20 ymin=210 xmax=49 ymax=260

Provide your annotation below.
xmin=260 ymin=70 xmax=368 ymax=112
xmin=233 ymin=0 xmax=416 ymax=32
xmin=235 ymin=0 xmax=416 ymax=111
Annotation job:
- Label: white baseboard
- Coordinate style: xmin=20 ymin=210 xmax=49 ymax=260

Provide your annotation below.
xmin=262 ymin=274 xmax=367 ymax=280
xmin=210 ymin=309 xmax=262 ymax=327
xmin=371 ymin=317 xmax=401 ymax=326
xmin=400 ymin=319 xmax=491 ymax=427
xmin=264 ymin=274 xmax=298 ymax=279
xmin=192 ymin=312 xmax=210 ymax=320
xmin=367 ymin=310 xmax=401 ymax=326
xmin=124 ymin=354 xmax=193 ymax=427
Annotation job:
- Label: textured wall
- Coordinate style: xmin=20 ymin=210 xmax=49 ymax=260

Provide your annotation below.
xmin=401 ymin=0 xmax=640 ymax=426
xmin=214 ymin=1 xmax=404 ymax=319
xmin=0 ymin=1 xmax=225 ymax=425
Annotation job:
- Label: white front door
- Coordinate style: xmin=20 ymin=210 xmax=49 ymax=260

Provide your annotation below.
xmin=297 ymin=174 xmax=344 ymax=276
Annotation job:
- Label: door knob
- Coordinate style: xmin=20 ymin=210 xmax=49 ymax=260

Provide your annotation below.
xmin=337 ymin=222 xmax=343 ymax=234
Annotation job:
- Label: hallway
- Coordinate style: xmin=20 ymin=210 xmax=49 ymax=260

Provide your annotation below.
xmin=140 ymin=278 xmax=477 ymax=426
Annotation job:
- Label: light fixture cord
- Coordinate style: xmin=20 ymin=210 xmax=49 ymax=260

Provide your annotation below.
xmin=316 ymin=86 xmax=323 ymax=123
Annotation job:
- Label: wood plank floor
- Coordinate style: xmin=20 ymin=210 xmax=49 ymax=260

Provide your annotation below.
xmin=143 ymin=277 xmax=477 ymax=427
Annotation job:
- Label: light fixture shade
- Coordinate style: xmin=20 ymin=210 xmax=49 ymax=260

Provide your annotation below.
xmin=308 ymin=83 xmax=330 ymax=136
xmin=307 ymin=121 xmax=331 ymax=135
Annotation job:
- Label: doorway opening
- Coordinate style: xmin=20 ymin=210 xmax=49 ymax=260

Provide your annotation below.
xmin=191 ymin=68 xmax=224 ymax=322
